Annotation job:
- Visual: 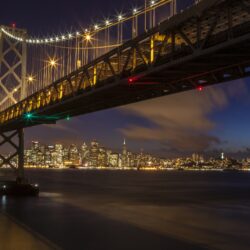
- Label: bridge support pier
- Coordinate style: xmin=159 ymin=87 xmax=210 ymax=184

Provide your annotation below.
xmin=0 ymin=129 xmax=26 ymax=182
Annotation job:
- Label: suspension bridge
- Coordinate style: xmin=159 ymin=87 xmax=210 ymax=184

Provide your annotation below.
xmin=0 ymin=0 xmax=250 ymax=181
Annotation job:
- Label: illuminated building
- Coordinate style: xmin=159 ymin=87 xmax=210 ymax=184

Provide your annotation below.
xmin=55 ymin=144 xmax=63 ymax=167
xmin=30 ymin=141 xmax=44 ymax=166
xmin=69 ymin=144 xmax=80 ymax=165
xmin=44 ymin=145 xmax=55 ymax=166
xmin=122 ymin=139 xmax=127 ymax=168
xmin=89 ymin=140 xmax=99 ymax=167
xmin=81 ymin=142 xmax=89 ymax=166
xmin=109 ymin=153 xmax=119 ymax=167
xmin=24 ymin=149 xmax=33 ymax=166
xmin=98 ymin=147 xmax=107 ymax=167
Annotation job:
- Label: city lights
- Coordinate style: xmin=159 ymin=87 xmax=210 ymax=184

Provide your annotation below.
xmin=85 ymin=34 xmax=92 ymax=41
xmin=24 ymin=112 xmax=34 ymax=120
xmin=118 ymin=14 xmax=123 ymax=21
xmin=133 ymin=8 xmax=138 ymax=14
xmin=48 ymin=58 xmax=58 ymax=68
xmin=1 ymin=0 xmax=165 ymax=45
xmin=197 ymin=85 xmax=204 ymax=92
xmin=27 ymin=75 xmax=35 ymax=83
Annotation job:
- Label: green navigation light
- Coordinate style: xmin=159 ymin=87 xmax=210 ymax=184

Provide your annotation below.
xmin=24 ymin=113 xmax=34 ymax=120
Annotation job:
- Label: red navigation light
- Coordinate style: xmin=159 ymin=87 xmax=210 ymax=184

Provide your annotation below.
xmin=128 ymin=77 xmax=134 ymax=84
xmin=11 ymin=23 xmax=16 ymax=28
xmin=197 ymin=85 xmax=203 ymax=92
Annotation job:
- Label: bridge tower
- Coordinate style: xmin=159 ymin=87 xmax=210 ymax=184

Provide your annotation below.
xmin=170 ymin=0 xmax=177 ymax=16
xmin=0 ymin=26 xmax=27 ymax=182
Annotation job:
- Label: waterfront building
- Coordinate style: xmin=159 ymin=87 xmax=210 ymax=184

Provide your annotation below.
xmin=98 ymin=147 xmax=107 ymax=167
xmin=69 ymin=144 xmax=80 ymax=165
xmin=81 ymin=142 xmax=89 ymax=166
xmin=89 ymin=140 xmax=99 ymax=167
xmin=122 ymin=139 xmax=127 ymax=168
xmin=55 ymin=144 xmax=63 ymax=167
xmin=109 ymin=153 xmax=119 ymax=168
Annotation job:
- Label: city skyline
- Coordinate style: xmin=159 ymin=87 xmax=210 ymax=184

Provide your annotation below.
xmin=2 ymin=138 xmax=249 ymax=171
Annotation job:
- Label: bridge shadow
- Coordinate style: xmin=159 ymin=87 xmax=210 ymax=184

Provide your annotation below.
xmin=1 ymin=195 xmax=207 ymax=250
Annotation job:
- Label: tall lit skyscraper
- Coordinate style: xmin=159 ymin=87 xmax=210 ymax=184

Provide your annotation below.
xmin=55 ymin=144 xmax=63 ymax=167
xmin=69 ymin=144 xmax=80 ymax=165
xmin=122 ymin=139 xmax=127 ymax=168
xmin=98 ymin=147 xmax=107 ymax=167
xmin=89 ymin=140 xmax=99 ymax=167
xmin=81 ymin=142 xmax=89 ymax=166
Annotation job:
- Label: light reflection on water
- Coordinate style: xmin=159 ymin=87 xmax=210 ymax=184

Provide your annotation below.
xmin=39 ymin=192 xmax=63 ymax=198
xmin=1 ymin=195 xmax=7 ymax=206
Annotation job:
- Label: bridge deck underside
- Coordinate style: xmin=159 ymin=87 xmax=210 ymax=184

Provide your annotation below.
xmin=0 ymin=0 xmax=250 ymax=132
xmin=2 ymin=37 xmax=250 ymax=133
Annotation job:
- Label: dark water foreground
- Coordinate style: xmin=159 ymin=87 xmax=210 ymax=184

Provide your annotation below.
xmin=1 ymin=169 xmax=250 ymax=250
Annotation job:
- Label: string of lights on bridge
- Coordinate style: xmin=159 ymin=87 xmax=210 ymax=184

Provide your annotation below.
xmin=1 ymin=0 xmax=165 ymax=45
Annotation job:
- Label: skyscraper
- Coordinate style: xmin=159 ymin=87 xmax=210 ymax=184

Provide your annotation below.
xmin=69 ymin=144 xmax=80 ymax=165
xmin=122 ymin=139 xmax=127 ymax=168
xmin=89 ymin=140 xmax=99 ymax=167
xmin=55 ymin=144 xmax=63 ymax=167
xmin=81 ymin=142 xmax=89 ymax=166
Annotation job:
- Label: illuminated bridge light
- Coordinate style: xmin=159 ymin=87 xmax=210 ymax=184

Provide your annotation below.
xmin=24 ymin=113 xmax=34 ymax=120
xmin=151 ymin=1 xmax=156 ymax=7
xmin=27 ymin=75 xmax=35 ymax=83
xmin=85 ymin=34 xmax=92 ymax=41
xmin=128 ymin=77 xmax=134 ymax=84
xmin=118 ymin=15 xmax=123 ymax=21
xmin=197 ymin=85 xmax=204 ymax=92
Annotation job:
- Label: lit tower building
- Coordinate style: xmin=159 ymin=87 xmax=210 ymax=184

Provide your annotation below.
xmin=122 ymin=139 xmax=128 ymax=168
xmin=45 ymin=145 xmax=55 ymax=166
xmin=31 ymin=141 xmax=44 ymax=166
xmin=81 ymin=142 xmax=89 ymax=166
xmin=109 ymin=153 xmax=119 ymax=168
xmin=69 ymin=144 xmax=80 ymax=165
xmin=98 ymin=147 xmax=107 ymax=167
xmin=89 ymin=140 xmax=99 ymax=167
xmin=63 ymin=147 xmax=69 ymax=163
xmin=55 ymin=144 xmax=63 ymax=167
xmin=32 ymin=141 xmax=39 ymax=151
xmin=24 ymin=149 xmax=33 ymax=167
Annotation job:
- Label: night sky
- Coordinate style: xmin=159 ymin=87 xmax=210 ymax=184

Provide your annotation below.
xmin=1 ymin=0 xmax=250 ymax=158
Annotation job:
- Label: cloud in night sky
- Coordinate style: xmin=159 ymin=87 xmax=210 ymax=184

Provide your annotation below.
xmin=120 ymin=80 xmax=248 ymax=154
